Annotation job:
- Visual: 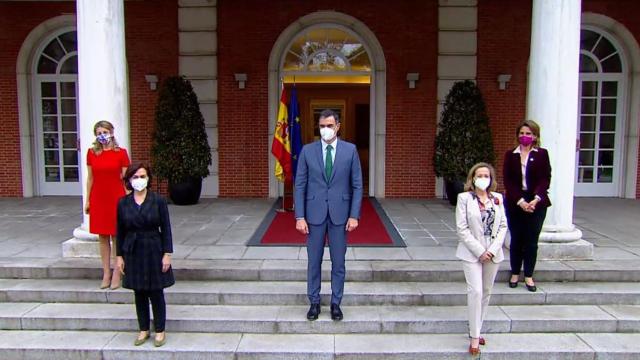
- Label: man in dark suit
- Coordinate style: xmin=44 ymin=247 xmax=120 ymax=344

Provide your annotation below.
xmin=294 ymin=109 xmax=363 ymax=321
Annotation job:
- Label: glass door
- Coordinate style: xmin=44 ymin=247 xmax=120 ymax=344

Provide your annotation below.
xmin=575 ymin=78 xmax=622 ymax=196
xmin=35 ymin=78 xmax=80 ymax=195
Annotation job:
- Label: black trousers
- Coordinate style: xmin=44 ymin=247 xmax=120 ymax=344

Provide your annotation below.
xmin=506 ymin=199 xmax=547 ymax=278
xmin=134 ymin=289 xmax=166 ymax=332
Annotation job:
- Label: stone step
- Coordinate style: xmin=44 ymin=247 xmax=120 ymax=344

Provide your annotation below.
xmin=1 ymin=303 xmax=638 ymax=334
xmin=0 ymin=330 xmax=639 ymax=359
xmin=1 ymin=279 xmax=639 ymax=306
xmin=1 ymin=257 xmax=639 ymax=282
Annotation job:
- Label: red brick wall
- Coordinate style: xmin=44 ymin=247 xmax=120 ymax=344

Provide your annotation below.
xmin=0 ymin=2 xmax=75 ymax=196
xmin=217 ymin=0 xmax=438 ymax=197
xmin=0 ymin=1 xmax=177 ymax=196
xmin=477 ymin=0 xmax=532 ymax=190
xmin=583 ymin=0 xmax=640 ymax=197
xmin=124 ymin=1 xmax=178 ymax=176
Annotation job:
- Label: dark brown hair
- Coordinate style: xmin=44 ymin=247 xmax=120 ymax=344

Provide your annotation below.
xmin=123 ymin=163 xmax=153 ymax=191
xmin=319 ymin=109 xmax=340 ymax=123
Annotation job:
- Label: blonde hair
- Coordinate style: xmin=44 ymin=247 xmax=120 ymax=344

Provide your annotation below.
xmin=515 ymin=119 xmax=541 ymax=147
xmin=463 ymin=162 xmax=497 ymax=192
xmin=91 ymin=120 xmax=120 ymax=154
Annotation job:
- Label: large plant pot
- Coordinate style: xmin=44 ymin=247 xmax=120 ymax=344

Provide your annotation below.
xmin=444 ymin=179 xmax=465 ymax=206
xmin=169 ymin=177 xmax=202 ymax=205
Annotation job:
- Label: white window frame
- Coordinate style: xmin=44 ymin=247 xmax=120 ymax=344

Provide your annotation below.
xmin=31 ymin=26 xmax=80 ymax=196
xmin=576 ymin=25 xmax=628 ymax=197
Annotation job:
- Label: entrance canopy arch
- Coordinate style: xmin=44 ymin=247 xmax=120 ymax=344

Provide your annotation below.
xmin=268 ymin=11 xmax=386 ymax=198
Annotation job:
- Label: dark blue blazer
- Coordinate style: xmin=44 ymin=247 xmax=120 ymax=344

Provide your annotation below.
xmin=294 ymin=139 xmax=363 ymax=225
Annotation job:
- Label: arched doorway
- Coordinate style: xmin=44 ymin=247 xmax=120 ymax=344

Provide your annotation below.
xmin=579 ymin=14 xmax=640 ymax=198
xmin=281 ymin=25 xmax=372 ymax=192
xmin=268 ymin=11 xmax=386 ymax=198
xmin=31 ymin=28 xmax=80 ymax=195
xmin=576 ymin=27 xmax=626 ymax=196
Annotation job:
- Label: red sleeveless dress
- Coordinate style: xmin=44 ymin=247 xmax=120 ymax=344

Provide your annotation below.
xmin=87 ymin=148 xmax=130 ymax=235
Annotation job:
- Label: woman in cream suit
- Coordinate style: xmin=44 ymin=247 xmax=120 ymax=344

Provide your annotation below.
xmin=455 ymin=162 xmax=507 ymax=355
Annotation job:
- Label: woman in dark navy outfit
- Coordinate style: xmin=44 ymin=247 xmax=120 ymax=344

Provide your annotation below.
xmin=502 ymin=120 xmax=551 ymax=292
xmin=116 ymin=163 xmax=174 ymax=347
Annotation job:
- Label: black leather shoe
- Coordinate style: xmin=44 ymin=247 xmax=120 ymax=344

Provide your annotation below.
xmin=525 ymin=283 xmax=537 ymax=292
xmin=306 ymin=304 xmax=320 ymax=321
xmin=330 ymin=303 xmax=343 ymax=321
xmin=509 ymin=280 xmax=518 ymax=288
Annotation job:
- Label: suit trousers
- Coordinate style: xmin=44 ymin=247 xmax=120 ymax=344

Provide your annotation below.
xmin=462 ymin=259 xmax=500 ymax=338
xmin=134 ymin=289 xmax=166 ymax=332
xmin=307 ymin=218 xmax=347 ymax=305
xmin=506 ymin=202 xmax=547 ymax=278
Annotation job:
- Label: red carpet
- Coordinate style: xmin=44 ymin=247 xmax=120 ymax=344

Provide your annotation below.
xmin=259 ymin=198 xmax=394 ymax=245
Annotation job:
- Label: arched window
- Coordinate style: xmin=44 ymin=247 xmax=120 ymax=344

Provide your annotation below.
xmin=33 ymin=29 xmax=80 ymax=195
xmin=576 ymin=28 xmax=625 ymax=196
xmin=282 ymin=26 xmax=371 ymax=82
xmin=580 ymin=29 xmax=622 ymax=73
xmin=37 ymin=30 xmax=78 ymax=74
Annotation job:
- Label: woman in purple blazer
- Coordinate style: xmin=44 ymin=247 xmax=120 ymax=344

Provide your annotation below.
xmin=502 ymin=120 xmax=551 ymax=292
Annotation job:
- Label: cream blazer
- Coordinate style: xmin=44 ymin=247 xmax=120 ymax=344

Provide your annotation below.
xmin=455 ymin=191 xmax=507 ymax=263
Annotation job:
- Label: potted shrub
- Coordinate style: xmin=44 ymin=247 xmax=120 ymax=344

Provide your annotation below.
xmin=152 ymin=76 xmax=212 ymax=205
xmin=434 ymin=80 xmax=495 ymax=205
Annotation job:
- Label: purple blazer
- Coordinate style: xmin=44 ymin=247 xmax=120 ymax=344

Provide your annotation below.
xmin=502 ymin=147 xmax=552 ymax=209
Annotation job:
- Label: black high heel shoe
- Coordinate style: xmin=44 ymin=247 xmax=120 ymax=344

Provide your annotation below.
xmin=525 ymin=278 xmax=537 ymax=292
xmin=508 ymin=275 xmax=519 ymax=288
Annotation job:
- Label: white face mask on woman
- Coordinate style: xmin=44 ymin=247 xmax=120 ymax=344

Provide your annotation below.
xmin=131 ymin=178 xmax=148 ymax=192
xmin=474 ymin=177 xmax=491 ymax=191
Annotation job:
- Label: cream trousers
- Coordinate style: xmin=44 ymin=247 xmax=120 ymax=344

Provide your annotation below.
xmin=462 ymin=260 xmax=500 ymax=338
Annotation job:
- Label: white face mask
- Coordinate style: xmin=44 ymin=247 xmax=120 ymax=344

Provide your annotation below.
xmin=320 ymin=127 xmax=336 ymax=142
xmin=131 ymin=178 xmax=148 ymax=192
xmin=474 ymin=177 xmax=491 ymax=191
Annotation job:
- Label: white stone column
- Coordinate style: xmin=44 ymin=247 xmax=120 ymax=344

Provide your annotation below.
xmin=65 ymin=0 xmax=130 ymax=257
xmin=526 ymin=0 xmax=593 ymax=259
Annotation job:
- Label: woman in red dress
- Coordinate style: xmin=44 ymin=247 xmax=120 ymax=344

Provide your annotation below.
xmin=85 ymin=120 xmax=131 ymax=289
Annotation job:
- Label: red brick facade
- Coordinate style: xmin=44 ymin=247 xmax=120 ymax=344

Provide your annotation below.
xmin=0 ymin=0 xmax=177 ymax=197
xmin=477 ymin=0 xmax=532 ymax=189
xmin=217 ymin=0 xmax=438 ymax=198
xmin=0 ymin=0 xmax=638 ymax=198
xmin=0 ymin=2 xmax=75 ymax=196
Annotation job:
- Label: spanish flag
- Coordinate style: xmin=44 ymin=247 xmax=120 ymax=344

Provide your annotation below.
xmin=271 ymin=86 xmax=292 ymax=183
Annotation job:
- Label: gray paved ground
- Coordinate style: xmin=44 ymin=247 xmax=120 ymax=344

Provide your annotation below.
xmin=0 ymin=196 xmax=637 ymax=261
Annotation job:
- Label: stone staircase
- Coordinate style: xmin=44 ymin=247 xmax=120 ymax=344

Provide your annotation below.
xmin=0 ymin=258 xmax=639 ymax=359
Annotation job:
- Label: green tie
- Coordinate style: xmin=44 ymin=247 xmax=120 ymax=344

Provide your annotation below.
xmin=325 ymin=144 xmax=333 ymax=182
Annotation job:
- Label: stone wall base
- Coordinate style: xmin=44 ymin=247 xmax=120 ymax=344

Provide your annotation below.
xmin=537 ymin=239 xmax=594 ymax=260
xmin=62 ymin=238 xmax=99 ymax=258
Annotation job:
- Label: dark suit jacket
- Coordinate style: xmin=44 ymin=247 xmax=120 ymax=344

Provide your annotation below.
xmin=502 ymin=147 xmax=552 ymax=209
xmin=116 ymin=191 xmax=174 ymax=290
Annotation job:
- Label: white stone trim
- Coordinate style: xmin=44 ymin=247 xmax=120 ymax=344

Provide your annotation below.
xmin=582 ymin=13 xmax=640 ymax=199
xmin=179 ymin=1 xmax=218 ymax=197
xmin=437 ymin=2 xmax=477 ymax=198
xmin=16 ymin=15 xmax=76 ymax=197
xmin=178 ymin=7 xmax=217 ymax=31
xmin=267 ymin=11 xmax=387 ymax=198
xmin=439 ymin=7 xmax=477 ymax=31
xmin=178 ymin=0 xmax=216 ymax=6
